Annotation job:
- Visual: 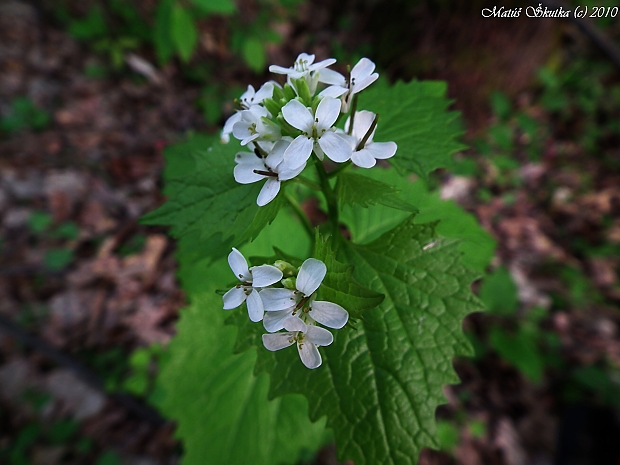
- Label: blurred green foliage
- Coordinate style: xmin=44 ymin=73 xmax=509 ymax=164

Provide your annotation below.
xmin=0 ymin=97 xmax=51 ymax=134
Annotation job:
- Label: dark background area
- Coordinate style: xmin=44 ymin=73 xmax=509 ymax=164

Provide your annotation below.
xmin=1 ymin=0 xmax=620 ymax=464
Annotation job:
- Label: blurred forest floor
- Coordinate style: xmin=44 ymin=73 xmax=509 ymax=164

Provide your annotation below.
xmin=1 ymin=0 xmax=620 ymax=464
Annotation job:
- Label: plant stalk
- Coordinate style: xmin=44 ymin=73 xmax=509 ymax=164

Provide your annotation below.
xmin=284 ymin=193 xmax=314 ymax=239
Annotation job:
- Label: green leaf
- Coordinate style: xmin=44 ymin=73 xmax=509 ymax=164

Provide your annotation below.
xmin=314 ymin=234 xmax=384 ymax=319
xmin=96 ymin=451 xmax=122 ymax=465
xmin=242 ymin=37 xmax=266 ymax=73
xmin=156 ymin=254 xmax=326 ymax=465
xmin=239 ymin=216 xmax=483 ymax=465
xmin=340 ymin=168 xmax=496 ymax=273
xmin=52 ymin=221 xmax=80 ymax=240
xmin=171 ymin=5 xmax=198 ymax=62
xmin=360 ymin=80 xmax=465 ymax=178
xmin=28 ymin=211 xmax=53 ymax=234
xmin=488 ymin=327 xmax=544 ymax=383
xmin=140 ymin=135 xmax=283 ymax=262
xmin=44 ymin=248 xmax=74 ymax=271
xmin=336 ymin=171 xmax=418 ymax=213
xmin=479 ymin=267 xmax=518 ymax=315
xmin=490 ymin=91 xmax=512 ymax=120
xmin=190 ymin=0 xmax=237 ymax=14
xmin=68 ymin=6 xmax=108 ymax=40
xmin=154 ymin=0 xmax=175 ymax=64
xmin=436 ymin=420 xmax=460 ymax=453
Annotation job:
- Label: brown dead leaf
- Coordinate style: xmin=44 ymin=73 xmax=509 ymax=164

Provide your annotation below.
xmin=498 ymin=217 xmax=568 ymax=264
xmin=80 ymin=199 xmax=117 ymax=234
xmin=125 ymin=296 xmax=173 ymax=345
xmin=119 ymin=235 xmax=167 ymax=286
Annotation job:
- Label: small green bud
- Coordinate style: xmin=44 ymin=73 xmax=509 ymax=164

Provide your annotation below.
xmin=311 ymin=95 xmax=321 ymax=114
xmin=263 ymin=98 xmax=282 ymax=119
xmin=276 ymin=114 xmax=299 ymax=135
xmin=274 ymin=260 xmax=297 ymax=277
xmin=291 ymin=78 xmax=312 ymax=106
xmin=281 ymin=277 xmax=297 ymax=290
xmin=283 ymin=83 xmax=296 ymax=101
xmin=272 ymin=84 xmax=285 ymax=102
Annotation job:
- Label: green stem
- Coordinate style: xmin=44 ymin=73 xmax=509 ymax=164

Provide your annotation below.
xmin=284 ymin=193 xmax=314 ymax=239
xmin=347 ymin=94 xmax=359 ymax=135
xmin=327 ymin=160 xmax=352 ymax=179
xmin=295 ymin=176 xmax=321 ymax=191
xmin=314 ymin=156 xmax=340 ymax=239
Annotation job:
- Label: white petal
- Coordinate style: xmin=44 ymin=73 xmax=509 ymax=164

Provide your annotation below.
xmin=263 ymin=333 xmax=295 ymax=351
xmin=233 ymin=159 xmax=266 ymax=184
xmin=367 ymin=141 xmax=397 ymax=160
xmin=232 ymin=121 xmax=258 ymax=146
xmin=348 ymin=110 xmax=376 ymax=141
xmin=253 ymin=82 xmax=274 ymax=102
xmin=283 ymin=316 xmax=307 ymax=332
xmin=269 ymin=65 xmax=294 ymax=75
xmin=246 ymin=289 xmax=264 ymax=322
xmin=351 ymin=57 xmax=376 ymax=79
xmin=239 ymin=85 xmax=256 ymax=104
xmin=283 ymin=135 xmax=313 ymax=171
xmin=281 ymin=99 xmax=313 ymax=131
xmin=313 ymin=141 xmax=325 ymax=160
xmin=228 ymin=248 xmax=250 ymax=281
xmin=221 ymin=112 xmax=242 ymax=142
xmin=234 ymin=151 xmax=261 ymax=164
xmin=351 ymin=73 xmax=378 ymax=94
xmin=351 ymin=149 xmax=377 ymax=169
xmin=277 ymin=161 xmax=306 ymax=181
xmin=297 ymin=53 xmax=316 ymax=65
xmin=309 ymin=301 xmax=349 ymax=329
xmin=263 ymin=309 xmax=296 ymax=333
xmin=296 ymin=258 xmax=326 ymax=296
xmin=308 ymin=58 xmax=336 ymax=71
xmin=318 ymin=68 xmax=346 ymax=86
xmin=257 ymin=178 xmax=281 ymax=206
xmin=222 ymin=286 xmax=247 ymax=309
xmin=318 ymin=132 xmax=352 ymax=163
xmin=305 ymin=325 xmax=334 ymax=346
xmin=318 ymin=86 xmax=348 ymax=99
xmin=315 ymin=97 xmax=341 ymax=130
xmin=260 ymin=288 xmax=297 ymax=311
xmin=298 ymin=342 xmax=322 ymax=369
xmin=249 ymin=106 xmax=270 ymax=119
xmin=250 ymin=265 xmax=283 ymax=287
xmin=264 ymin=139 xmax=290 ymax=170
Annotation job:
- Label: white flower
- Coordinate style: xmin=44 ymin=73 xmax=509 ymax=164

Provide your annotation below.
xmin=319 ymin=58 xmax=379 ymax=112
xmin=221 ymin=82 xmax=276 ymax=143
xmin=269 ymin=53 xmax=336 ymax=80
xmin=233 ymin=139 xmax=305 ymax=206
xmin=345 ymin=110 xmax=397 ymax=168
xmin=270 ymin=53 xmax=338 ymax=97
xmin=260 ymin=258 xmax=349 ymax=332
xmin=280 ymin=97 xmax=351 ymax=170
xmin=262 ymin=317 xmax=333 ymax=369
xmin=222 ymin=248 xmax=283 ymax=322
xmin=232 ymin=106 xmax=281 ymax=146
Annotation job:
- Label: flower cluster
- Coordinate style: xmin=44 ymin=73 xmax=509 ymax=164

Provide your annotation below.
xmin=222 ymin=53 xmax=397 ymax=206
xmin=222 ymin=248 xmax=348 ymax=369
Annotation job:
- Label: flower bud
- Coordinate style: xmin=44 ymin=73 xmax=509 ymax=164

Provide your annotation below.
xmin=263 ymin=98 xmax=282 ymax=119
xmin=274 ymin=260 xmax=297 ymax=277
xmin=283 ymin=83 xmax=296 ymax=101
xmin=291 ymin=77 xmax=312 ymax=106
xmin=281 ymin=277 xmax=297 ymax=290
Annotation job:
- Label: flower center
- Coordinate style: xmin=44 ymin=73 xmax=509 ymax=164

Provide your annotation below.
xmin=294 ymin=59 xmax=309 ymax=72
